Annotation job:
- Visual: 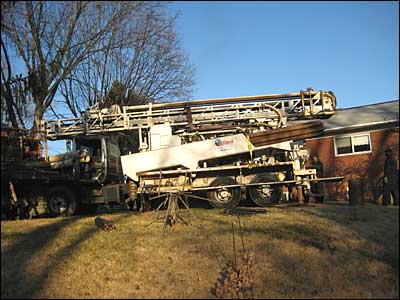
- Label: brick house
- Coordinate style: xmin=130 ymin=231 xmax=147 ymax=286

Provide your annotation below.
xmin=304 ymin=100 xmax=399 ymax=202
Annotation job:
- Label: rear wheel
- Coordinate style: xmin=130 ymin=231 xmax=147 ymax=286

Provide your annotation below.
xmin=47 ymin=186 xmax=77 ymax=217
xmin=207 ymin=177 xmax=241 ymax=209
xmin=248 ymin=173 xmax=283 ymax=206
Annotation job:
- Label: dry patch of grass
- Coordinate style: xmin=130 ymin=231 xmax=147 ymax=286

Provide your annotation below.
xmin=1 ymin=203 xmax=399 ymax=299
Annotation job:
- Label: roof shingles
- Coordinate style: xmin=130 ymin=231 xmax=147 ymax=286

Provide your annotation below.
xmin=322 ymin=100 xmax=399 ymax=131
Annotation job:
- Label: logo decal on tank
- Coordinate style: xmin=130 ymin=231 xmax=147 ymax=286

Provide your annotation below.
xmin=215 ymin=138 xmax=234 ymax=146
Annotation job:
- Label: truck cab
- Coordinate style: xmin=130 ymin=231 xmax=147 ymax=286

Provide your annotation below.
xmin=69 ymin=135 xmax=123 ymax=185
xmin=43 ymin=135 xmax=127 ymax=217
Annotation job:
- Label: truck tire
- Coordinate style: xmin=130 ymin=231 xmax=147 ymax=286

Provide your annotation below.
xmin=248 ymin=173 xmax=283 ymax=206
xmin=47 ymin=186 xmax=77 ymax=217
xmin=207 ymin=177 xmax=241 ymax=209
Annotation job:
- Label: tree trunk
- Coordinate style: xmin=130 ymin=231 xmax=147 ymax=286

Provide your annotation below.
xmin=33 ymin=105 xmax=44 ymax=134
xmin=4 ymin=89 xmax=19 ymax=128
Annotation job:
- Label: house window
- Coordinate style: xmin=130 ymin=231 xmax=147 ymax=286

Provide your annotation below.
xmin=334 ymin=133 xmax=371 ymax=156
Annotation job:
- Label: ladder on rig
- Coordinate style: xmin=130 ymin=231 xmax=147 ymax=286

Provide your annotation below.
xmin=41 ymin=88 xmax=336 ymax=140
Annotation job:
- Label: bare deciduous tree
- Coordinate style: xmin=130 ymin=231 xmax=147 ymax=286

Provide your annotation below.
xmin=59 ymin=2 xmax=195 ymax=116
xmin=2 ymin=1 xmax=152 ymax=129
xmin=1 ymin=2 xmax=34 ymax=128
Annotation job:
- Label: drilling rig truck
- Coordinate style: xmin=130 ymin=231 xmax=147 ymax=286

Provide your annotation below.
xmin=1 ymin=88 xmax=343 ymax=219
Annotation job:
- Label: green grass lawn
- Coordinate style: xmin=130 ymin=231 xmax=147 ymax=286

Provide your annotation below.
xmin=1 ymin=203 xmax=399 ymax=299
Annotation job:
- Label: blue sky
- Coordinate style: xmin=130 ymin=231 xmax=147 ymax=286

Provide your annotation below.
xmin=44 ymin=1 xmax=398 ymax=154
xmin=170 ymin=1 xmax=399 ymax=108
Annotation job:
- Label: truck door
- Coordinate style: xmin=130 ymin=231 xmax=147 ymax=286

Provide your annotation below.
xmin=105 ymin=138 xmax=123 ymax=183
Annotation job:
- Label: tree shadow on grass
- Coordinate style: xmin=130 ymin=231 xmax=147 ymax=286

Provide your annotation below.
xmin=203 ymin=216 xmax=398 ymax=298
xmin=1 ymin=213 xmax=132 ymax=299
xmin=299 ymin=204 xmax=399 ymax=271
xmin=204 ymin=208 xmax=398 ymax=271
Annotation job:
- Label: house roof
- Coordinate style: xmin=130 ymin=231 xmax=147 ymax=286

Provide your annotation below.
xmin=322 ymin=100 xmax=399 ymax=132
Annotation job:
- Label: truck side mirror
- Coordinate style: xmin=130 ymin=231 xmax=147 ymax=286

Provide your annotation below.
xmin=66 ymin=140 xmax=72 ymax=152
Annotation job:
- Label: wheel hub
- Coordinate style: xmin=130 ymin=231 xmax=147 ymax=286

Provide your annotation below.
xmin=50 ymin=196 xmax=68 ymax=214
xmin=216 ymin=188 xmax=233 ymax=203
xmin=257 ymin=185 xmax=272 ymax=198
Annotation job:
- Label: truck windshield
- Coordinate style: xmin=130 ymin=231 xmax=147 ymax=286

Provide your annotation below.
xmin=75 ymin=139 xmax=102 ymax=160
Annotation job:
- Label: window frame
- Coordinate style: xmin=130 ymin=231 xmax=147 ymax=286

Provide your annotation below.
xmin=333 ymin=132 xmax=372 ymax=157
